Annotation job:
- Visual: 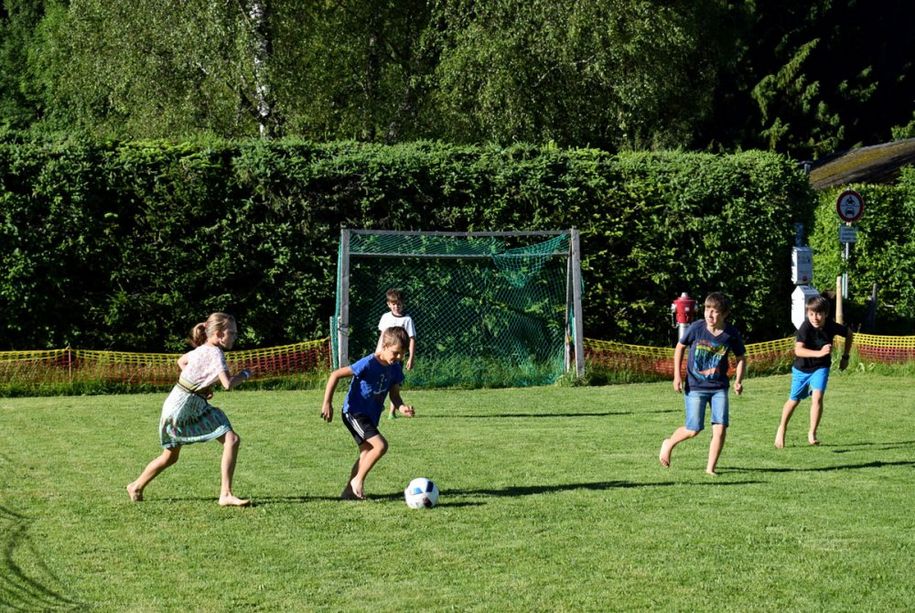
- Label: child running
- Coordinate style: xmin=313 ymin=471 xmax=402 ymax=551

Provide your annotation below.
xmin=322 ymin=326 xmax=415 ymax=500
xmin=659 ymin=292 xmax=747 ymax=476
xmin=775 ymin=294 xmax=853 ymax=448
xmin=127 ymin=312 xmax=253 ymax=506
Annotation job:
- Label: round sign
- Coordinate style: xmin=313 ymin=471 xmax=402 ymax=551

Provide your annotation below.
xmin=836 ymin=190 xmax=864 ymax=222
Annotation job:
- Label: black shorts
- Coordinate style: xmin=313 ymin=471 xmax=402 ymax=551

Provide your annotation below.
xmin=342 ymin=412 xmax=380 ymax=445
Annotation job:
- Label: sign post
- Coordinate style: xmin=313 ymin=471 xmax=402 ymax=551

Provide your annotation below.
xmin=835 ymin=190 xmax=864 ymax=299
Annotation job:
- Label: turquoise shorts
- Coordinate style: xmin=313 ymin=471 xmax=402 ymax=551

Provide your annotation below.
xmin=789 ymin=367 xmax=830 ymax=401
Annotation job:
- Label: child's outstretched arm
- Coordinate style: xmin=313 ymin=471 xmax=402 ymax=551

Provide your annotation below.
xmin=840 ymin=328 xmax=854 ymax=370
xmin=672 ymin=342 xmax=687 ymax=393
xmin=321 ymin=366 xmax=353 ymax=422
xmin=794 ymin=341 xmax=832 ymax=358
xmin=733 ymin=354 xmax=746 ymax=395
xmin=406 ymin=337 xmax=416 ymax=370
xmin=388 ymin=384 xmax=415 ymax=417
xmin=217 ymin=366 xmax=253 ymax=390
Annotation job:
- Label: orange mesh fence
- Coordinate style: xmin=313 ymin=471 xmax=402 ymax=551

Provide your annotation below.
xmin=0 ymin=334 xmax=911 ymax=391
xmin=853 ymin=333 xmax=915 ymax=363
xmin=585 ymin=337 xmax=795 ymax=378
xmin=585 ymin=333 xmax=914 ymax=377
xmin=0 ymin=339 xmax=331 ymax=388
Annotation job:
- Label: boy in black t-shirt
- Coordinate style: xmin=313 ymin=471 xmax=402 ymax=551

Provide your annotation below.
xmin=775 ymin=295 xmax=853 ymax=448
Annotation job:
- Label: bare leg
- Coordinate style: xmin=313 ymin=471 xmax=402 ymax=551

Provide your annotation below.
xmin=775 ymin=399 xmax=799 ymax=448
xmin=707 ymin=424 xmax=727 ymax=475
xmin=347 ymin=435 xmax=388 ymax=499
xmin=808 ymin=390 xmax=824 ymax=445
xmin=127 ymin=447 xmax=181 ymax=501
xmin=217 ymin=431 xmax=249 ymax=507
xmin=341 ymin=459 xmax=361 ymax=499
xmin=659 ymin=427 xmax=699 ymax=468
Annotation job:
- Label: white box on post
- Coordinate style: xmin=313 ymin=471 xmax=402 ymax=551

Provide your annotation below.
xmin=791 ymin=285 xmax=820 ymax=329
xmin=791 ymin=246 xmax=813 ymax=284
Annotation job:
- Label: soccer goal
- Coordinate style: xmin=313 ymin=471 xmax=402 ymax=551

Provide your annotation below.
xmin=331 ymin=229 xmax=584 ymax=388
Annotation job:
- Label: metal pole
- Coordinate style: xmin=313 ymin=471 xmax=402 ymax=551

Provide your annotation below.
xmin=570 ymin=228 xmax=585 ymax=378
xmin=338 ymin=229 xmax=351 ymax=367
xmin=842 ymin=241 xmax=849 ymax=299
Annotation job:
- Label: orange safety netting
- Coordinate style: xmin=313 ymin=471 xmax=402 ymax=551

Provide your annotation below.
xmin=585 ymin=333 xmax=914 ymax=378
xmin=0 ymin=339 xmax=331 ymax=387
xmin=853 ymin=333 xmax=915 ymax=363
xmin=0 ymin=333 xmax=911 ymax=389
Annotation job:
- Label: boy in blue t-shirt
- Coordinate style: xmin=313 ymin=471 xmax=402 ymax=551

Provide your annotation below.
xmin=321 ymin=326 xmax=415 ymax=499
xmin=659 ymin=292 xmax=747 ymax=476
xmin=774 ymin=294 xmax=853 ymax=448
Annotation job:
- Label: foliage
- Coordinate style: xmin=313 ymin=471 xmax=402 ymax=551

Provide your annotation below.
xmin=706 ymin=0 xmax=915 ymax=159
xmin=4 ymin=1 xmax=912 ymax=156
xmin=0 ymin=140 xmax=813 ymax=350
xmin=810 ymin=170 xmax=915 ymax=332
xmin=428 ymin=0 xmax=724 ymax=150
xmin=1 ymin=376 xmax=914 ymax=610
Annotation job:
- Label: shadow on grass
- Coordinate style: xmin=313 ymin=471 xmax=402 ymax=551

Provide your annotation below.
xmin=418 ymin=409 xmax=679 ymax=419
xmin=0 ymin=504 xmax=85 ymax=611
xmin=825 ymin=440 xmax=915 ymax=454
xmin=146 ymin=478 xmax=764 ymax=507
xmin=350 ymin=478 xmax=764 ymax=503
xmin=728 ymin=459 xmax=915 ymax=473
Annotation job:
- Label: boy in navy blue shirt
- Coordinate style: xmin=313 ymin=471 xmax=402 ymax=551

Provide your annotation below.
xmin=659 ymin=292 xmax=746 ymax=475
xmin=321 ymin=326 xmax=415 ymax=499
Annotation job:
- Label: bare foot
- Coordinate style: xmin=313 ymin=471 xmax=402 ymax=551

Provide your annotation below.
xmin=659 ymin=439 xmax=672 ymax=468
xmin=126 ymin=482 xmax=143 ymax=502
xmin=349 ymin=478 xmax=366 ymax=500
xmin=808 ymin=435 xmax=820 ymax=446
xmin=218 ymin=494 xmax=251 ymax=507
xmin=774 ymin=428 xmax=786 ymax=449
xmin=340 ymin=483 xmax=358 ymax=500
xmin=705 ymin=469 xmax=718 ymax=477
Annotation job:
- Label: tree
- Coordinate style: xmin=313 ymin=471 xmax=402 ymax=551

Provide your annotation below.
xmin=27 ymin=0 xmax=278 ymax=138
xmin=426 ymin=0 xmax=727 ymax=150
xmin=0 ymin=0 xmax=46 ymax=132
xmin=703 ymin=0 xmax=915 ymax=159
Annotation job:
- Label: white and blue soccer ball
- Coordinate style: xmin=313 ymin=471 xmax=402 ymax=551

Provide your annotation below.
xmin=404 ymin=477 xmax=440 ymax=509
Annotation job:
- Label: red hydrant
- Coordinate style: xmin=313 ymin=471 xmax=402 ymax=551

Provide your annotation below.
xmin=671 ymin=292 xmax=698 ymax=341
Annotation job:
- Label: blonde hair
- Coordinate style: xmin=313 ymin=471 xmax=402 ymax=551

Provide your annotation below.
xmin=188 ymin=312 xmax=236 ymax=347
xmin=381 ymin=326 xmax=409 ymax=349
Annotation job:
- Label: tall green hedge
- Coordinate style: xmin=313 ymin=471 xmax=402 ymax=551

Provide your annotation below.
xmin=811 ymin=168 xmax=915 ymax=332
xmin=0 ymin=140 xmax=815 ymax=351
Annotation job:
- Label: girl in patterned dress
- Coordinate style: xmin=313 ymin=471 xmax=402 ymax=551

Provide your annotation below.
xmin=127 ymin=313 xmax=253 ymax=506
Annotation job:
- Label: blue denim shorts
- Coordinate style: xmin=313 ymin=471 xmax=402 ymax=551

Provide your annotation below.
xmin=789 ymin=367 xmax=830 ymax=401
xmin=684 ymin=389 xmax=729 ymax=432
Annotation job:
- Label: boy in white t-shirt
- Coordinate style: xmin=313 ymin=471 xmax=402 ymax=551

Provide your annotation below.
xmin=375 ymin=288 xmax=416 ymax=419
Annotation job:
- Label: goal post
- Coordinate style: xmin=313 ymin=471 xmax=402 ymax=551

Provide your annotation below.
xmin=331 ymin=229 xmax=585 ymax=387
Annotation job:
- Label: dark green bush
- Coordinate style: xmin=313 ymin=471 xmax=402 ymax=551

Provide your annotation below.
xmin=0 ymin=140 xmax=815 ymax=350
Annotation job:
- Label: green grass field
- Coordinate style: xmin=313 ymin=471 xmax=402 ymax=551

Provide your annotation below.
xmin=1 ymin=372 xmax=913 ymax=611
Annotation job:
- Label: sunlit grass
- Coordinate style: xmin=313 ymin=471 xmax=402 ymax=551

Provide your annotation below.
xmin=1 ymin=372 xmax=913 ymax=610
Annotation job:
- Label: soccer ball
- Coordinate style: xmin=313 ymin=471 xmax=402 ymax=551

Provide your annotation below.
xmin=404 ymin=477 xmax=439 ymax=509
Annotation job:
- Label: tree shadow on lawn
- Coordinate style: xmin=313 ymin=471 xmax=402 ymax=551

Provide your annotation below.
xmin=727 ymin=459 xmax=915 ymax=474
xmin=0 ymin=504 xmax=86 ymax=611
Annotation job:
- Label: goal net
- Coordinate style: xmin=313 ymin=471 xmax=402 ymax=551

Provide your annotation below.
xmin=331 ymin=229 xmax=584 ymax=388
